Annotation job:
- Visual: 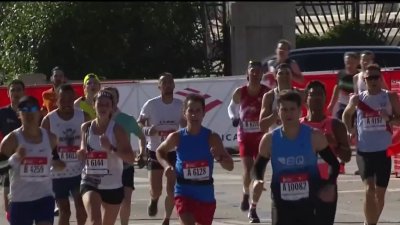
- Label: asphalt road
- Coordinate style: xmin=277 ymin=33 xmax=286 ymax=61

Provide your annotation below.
xmin=1 ymin=154 xmax=400 ymax=225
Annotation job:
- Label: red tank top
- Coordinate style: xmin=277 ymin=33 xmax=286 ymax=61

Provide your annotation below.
xmin=238 ymin=85 xmax=269 ymax=142
xmin=300 ymin=116 xmax=339 ymax=180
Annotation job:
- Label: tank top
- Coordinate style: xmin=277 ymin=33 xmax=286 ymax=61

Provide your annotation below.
xmin=81 ymin=120 xmax=123 ymax=189
xmin=9 ymin=128 xmax=54 ymax=202
xmin=356 ymin=90 xmax=392 ymax=152
xmin=238 ymin=85 xmax=269 ymax=142
xmin=175 ymin=127 xmax=215 ymax=203
xmin=300 ymin=117 xmax=338 ymax=180
xmin=139 ymin=96 xmax=183 ymax=152
xmin=337 ymin=70 xmax=355 ymax=105
xmin=270 ymin=124 xmax=319 ymax=203
xmin=79 ymin=99 xmax=96 ymax=120
xmin=48 ymin=109 xmax=85 ymax=178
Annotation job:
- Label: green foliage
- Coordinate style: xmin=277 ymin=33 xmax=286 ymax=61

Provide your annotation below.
xmin=296 ymin=20 xmax=386 ymax=48
xmin=0 ymin=2 xmax=208 ymax=82
xmin=0 ymin=2 xmax=69 ymax=82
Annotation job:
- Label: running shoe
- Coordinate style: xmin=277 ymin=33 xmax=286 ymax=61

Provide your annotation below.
xmin=248 ymin=208 xmax=260 ymax=223
xmin=240 ymin=193 xmax=250 ymax=211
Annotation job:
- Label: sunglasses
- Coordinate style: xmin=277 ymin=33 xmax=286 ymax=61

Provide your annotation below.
xmin=19 ymin=105 xmax=39 ymax=113
xmin=365 ymin=76 xmax=380 ymax=81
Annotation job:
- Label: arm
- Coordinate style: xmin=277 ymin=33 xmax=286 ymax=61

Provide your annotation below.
xmin=387 ymin=92 xmax=400 ymax=125
xmin=77 ymin=121 xmax=91 ymax=161
xmin=227 ymin=88 xmax=241 ymax=127
xmin=138 ymin=101 xmax=158 ymax=136
xmin=353 ymin=74 xmax=359 ymax=94
xmin=209 ymin=132 xmax=234 ymax=171
xmin=327 ymin=85 xmax=339 ymax=114
xmin=253 ymin=133 xmax=272 ymax=181
xmin=331 ymin=119 xmax=352 ymax=163
xmin=342 ymin=94 xmax=358 ymax=134
xmin=48 ymin=132 xmax=66 ymax=171
xmin=290 ymin=61 xmax=304 ymax=84
xmin=259 ymin=91 xmax=278 ymax=132
xmin=313 ymin=130 xmax=340 ymax=184
xmin=131 ymin=118 xmax=146 ymax=157
xmin=0 ymin=133 xmax=18 ymax=174
xmin=40 ymin=115 xmax=51 ymax=132
xmin=156 ymin=132 xmax=179 ymax=169
xmin=113 ymin=124 xmax=136 ymax=163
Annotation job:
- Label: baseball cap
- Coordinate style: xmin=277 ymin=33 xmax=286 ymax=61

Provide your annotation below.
xmin=83 ymin=73 xmax=100 ymax=85
xmin=18 ymin=96 xmax=40 ymax=113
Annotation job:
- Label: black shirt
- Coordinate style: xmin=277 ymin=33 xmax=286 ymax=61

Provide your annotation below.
xmin=0 ymin=105 xmax=21 ymax=139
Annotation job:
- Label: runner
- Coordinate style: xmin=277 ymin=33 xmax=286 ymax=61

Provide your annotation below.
xmin=301 ymin=80 xmax=352 ymax=225
xmin=42 ymin=66 xmax=66 ymax=117
xmin=0 ymin=79 xmax=24 ymax=222
xmin=0 ymin=96 xmax=65 ymax=225
xmin=343 ymin=64 xmax=400 ymax=225
xmin=327 ymin=52 xmax=360 ymax=119
xmin=261 ymin=39 xmax=304 ymax=89
xmin=74 ymin=73 xmax=101 ymax=120
xmin=41 ymin=84 xmax=90 ymax=225
xmin=227 ymin=60 xmax=269 ymax=223
xmin=259 ymin=63 xmax=305 ymax=133
xmin=138 ymin=72 xmax=185 ymax=225
xmin=156 ymin=93 xmax=234 ymax=225
xmin=353 ymin=51 xmax=388 ymax=94
xmin=103 ymin=86 xmax=146 ymax=225
xmin=77 ymin=90 xmax=135 ymax=225
xmin=253 ymin=90 xmax=340 ymax=225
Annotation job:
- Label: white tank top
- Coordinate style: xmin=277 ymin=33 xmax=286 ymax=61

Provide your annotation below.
xmin=9 ymin=128 xmax=54 ymax=202
xmin=139 ymin=96 xmax=183 ymax=151
xmin=81 ymin=120 xmax=123 ymax=189
xmin=356 ymin=72 xmax=367 ymax=94
xmin=48 ymin=109 xmax=85 ymax=178
xmin=269 ymin=88 xmax=281 ymax=132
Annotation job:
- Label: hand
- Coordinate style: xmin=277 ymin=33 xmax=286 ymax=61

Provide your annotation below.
xmin=136 ymin=153 xmax=146 ymax=169
xmin=100 ymin=134 xmax=112 ymax=151
xmin=15 ymin=145 xmax=26 ymax=161
xmin=379 ymin=110 xmax=390 ymax=122
xmin=77 ymin=149 xmax=88 ymax=161
xmin=232 ymin=118 xmax=240 ymax=127
xmin=347 ymin=128 xmax=356 ymax=140
xmin=318 ymin=184 xmax=336 ymax=202
xmin=164 ymin=165 xmax=176 ymax=180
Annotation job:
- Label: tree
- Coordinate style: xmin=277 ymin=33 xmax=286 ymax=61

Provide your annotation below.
xmin=0 ymin=2 xmax=209 ymax=82
xmin=296 ymin=20 xmax=386 ymax=48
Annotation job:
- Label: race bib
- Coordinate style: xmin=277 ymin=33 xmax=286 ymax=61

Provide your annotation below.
xmin=242 ymin=120 xmax=260 ymax=133
xmin=183 ymin=160 xmax=210 ymax=180
xmin=159 ymin=130 xmax=175 ymax=142
xmin=280 ymin=173 xmax=309 ymax=201
xmin=86 ymin=151 xmax=108 ymax=175
xmin=59 ymin=146 xmax=79 ymax=162
xmin=20 ymin=157 xmax=50 ymax=181
xmin=362 ymin=115 xmax=386 ymax=131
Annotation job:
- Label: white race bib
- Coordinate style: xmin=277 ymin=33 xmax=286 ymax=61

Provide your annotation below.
xmin=280 ymin=173 xmax=309 ymax=201
xmin=242 ymin=120 xmax=260 ymax=133
xmin=86 ymin=151 xmax=108 ymax=175
xmin=362 ymin=115 xmax=386 ymax=131
xmin=20 ymin=157 xmax=50 ymax=181
xmin=183 ymin=161 xmax=210 ymax=180
xmin=59 ymin=146 xmax=79 ymax=162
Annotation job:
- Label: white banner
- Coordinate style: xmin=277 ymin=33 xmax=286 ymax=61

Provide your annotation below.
xmin=105 ymin=76 xmax=247 ymax=151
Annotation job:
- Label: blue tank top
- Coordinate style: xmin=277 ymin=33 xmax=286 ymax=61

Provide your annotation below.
xmin=175 ymin=127 xmax=215 ymax=202
xmin=270 ymin=124 xmax=319 ymax=203
xmin=356 ymin=90 xmax=392 ymax=152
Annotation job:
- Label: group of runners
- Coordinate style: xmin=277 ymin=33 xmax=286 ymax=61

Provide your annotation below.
xmin=0 ymin=39 xmax=398 ymax=225
xmin=228 ymin=40 xmax=399 ymax=225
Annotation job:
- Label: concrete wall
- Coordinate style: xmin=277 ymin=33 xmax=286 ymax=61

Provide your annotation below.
xmin=228 ymin=2 xmax=296 ymax=75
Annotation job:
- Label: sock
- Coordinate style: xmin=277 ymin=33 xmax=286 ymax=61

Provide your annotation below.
xmin=250 ymin=201 xmax=257 ymax=209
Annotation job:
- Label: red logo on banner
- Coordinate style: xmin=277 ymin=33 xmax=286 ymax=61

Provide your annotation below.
xmin=175 ymin=88 xmax=223 ymax=112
